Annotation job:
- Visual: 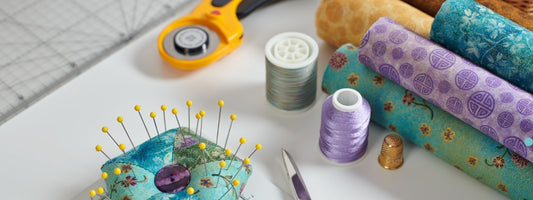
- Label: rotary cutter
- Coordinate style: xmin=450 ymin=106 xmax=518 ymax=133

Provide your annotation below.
xmin=158 ymin=0 xmax=276 ymax=70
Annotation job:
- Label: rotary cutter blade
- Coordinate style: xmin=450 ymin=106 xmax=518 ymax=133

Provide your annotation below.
xmin=158 ymin=0 xmax=277 ymax=70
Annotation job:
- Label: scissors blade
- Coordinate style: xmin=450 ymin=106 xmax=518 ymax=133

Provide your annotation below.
xmin=282 ymin=149 xmax=311 ymax=200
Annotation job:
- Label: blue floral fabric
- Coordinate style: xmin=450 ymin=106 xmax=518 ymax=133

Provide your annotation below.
xmin=101 ymin=128 xmax=251 ymax=200
xmin=430 ymin=0 xmax=533 ymax=93
xmin=322 ymin=44 xmax=533 ymax=200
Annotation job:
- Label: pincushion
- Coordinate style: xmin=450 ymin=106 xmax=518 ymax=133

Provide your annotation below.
xmin=100 ymin=127 xmax=252 ymax=200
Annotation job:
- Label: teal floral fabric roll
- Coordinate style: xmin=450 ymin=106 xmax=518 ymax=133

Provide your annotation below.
xmin=322 ymin=44 xmax=533 ymax=200
xmin=430 ymin=0 xmax=533 ymax=93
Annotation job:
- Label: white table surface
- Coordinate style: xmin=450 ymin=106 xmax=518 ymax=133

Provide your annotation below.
xmin=0 ymin=0 xmax=507 ymax=199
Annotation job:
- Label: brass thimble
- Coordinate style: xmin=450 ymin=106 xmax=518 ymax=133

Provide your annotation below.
xmin=378 ymin=134 xmax=404 ymax=170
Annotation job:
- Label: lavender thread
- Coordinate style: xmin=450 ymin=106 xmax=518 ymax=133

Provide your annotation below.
xmin=319 ymin=90 xmax=371 ymax=163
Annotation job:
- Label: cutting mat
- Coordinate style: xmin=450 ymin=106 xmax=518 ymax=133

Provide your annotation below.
xmin=0 ymin=0 xmax=192 ymax=124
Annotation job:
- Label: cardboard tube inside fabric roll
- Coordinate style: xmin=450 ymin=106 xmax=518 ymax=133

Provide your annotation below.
xmin=315 ymin=0 xmax=433 ymax=48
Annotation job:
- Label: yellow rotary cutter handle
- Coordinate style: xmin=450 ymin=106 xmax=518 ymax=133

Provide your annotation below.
xmin=158 ymin=0 xmax=277 ymax=70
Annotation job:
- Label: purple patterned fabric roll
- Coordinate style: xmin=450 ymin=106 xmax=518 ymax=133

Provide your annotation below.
xmin=358 ymin=17 xmax=533 ymax=163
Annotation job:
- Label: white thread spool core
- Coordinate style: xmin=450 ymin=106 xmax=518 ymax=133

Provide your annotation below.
xmin=265 ymin=32 xmax=319 ymax=69
xmin=332 ymin=88 xmax=363 ymax=112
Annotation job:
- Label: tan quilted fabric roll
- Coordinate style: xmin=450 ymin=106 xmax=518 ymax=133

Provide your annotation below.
xmin=315 ymin=0 xmax=433 ymax=48
xmin=401 ymin=0 xmax=444 ymax=16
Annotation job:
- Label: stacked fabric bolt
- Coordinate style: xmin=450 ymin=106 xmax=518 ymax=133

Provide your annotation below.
xmin=502 ymin=0 xmax=533 ymax=14
xmin=358 ymin=16 xmax=533 ymax=164
xmin=401 ymin=0 xmax=533 ymax=32
xmin=430 ymin=0 xmax=533 ymax=94
xmin=322 ymin=44 xmax=533 ymax=200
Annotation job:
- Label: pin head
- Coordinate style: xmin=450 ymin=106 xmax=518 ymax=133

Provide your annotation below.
xmin=199 ymin=110 xmax=206 ymax=116
xmin=239 ymin=137 xmax=246 ymax=144
xmin=187 ymin=187 xmax=195 ymax=195
xmin=255 ymin=144 xmax=262 ymax=150
xmin=243 ymin=158 xmax=250 ymax=165
xmin=101 ymin=126 xmax=108 ymax=133
xmin=89 ymin=190 xmax=96 ymax=197
xmin=218 ymin=100 xmax=224 ymax=107
xmin=219 ymin=161 xmax=226 ymax=167
xmin=172 ymin=108 xmax=178 ymax=115
xmin=230 ymin=114 xmax=237 ymax=120
xmin=225 ymin=149 xmax=232 ymax=156
xmin=161 ymin=105 xmax=167 ymax=111
xmin=232 ymin=179 xmax=240 ymax=186
xmin=196 ymin=113 xmax=201 ymax=119
xmin=119 ymin=144 xmax=126 ymax=151
xmin=95 ymin=145 xmax=102 ymax=152
xmin=134 ymin=105 xmax=141 ymax=111
xmin=117 ymin=116 xmax=124 ymax=123
xmin=97 ymin=187 xmax=104 ymax=194
xmin=101 ymin=172 xmax=108 ymax=179
xmin=186 ymin=100 xmax=193 ymax=107
xmin=199 ymin=142 xmax=206 ymax=150
xmin=150 ymin=112 xmax=156 ymax=118
xmin=114 ymin=168 xmax=121 ymax=175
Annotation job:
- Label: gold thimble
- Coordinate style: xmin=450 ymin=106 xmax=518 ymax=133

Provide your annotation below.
xmin=378 ymin=134 xmax=404 ymax=170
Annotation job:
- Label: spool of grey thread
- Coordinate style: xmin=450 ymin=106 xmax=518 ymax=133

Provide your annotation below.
xmin=265 ymin=32 xmax=319 ymax=111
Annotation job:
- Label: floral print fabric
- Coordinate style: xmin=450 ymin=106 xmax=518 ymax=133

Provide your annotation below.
xmin=430 ymin=0 xmax=533 ymax=94
xmin=322 ymin=44 xmax=533 ymax=200
xmin=101 ymin=128 xmax=251 ymax=200
xmin=360 ymin=17 xmax=533 ymax=163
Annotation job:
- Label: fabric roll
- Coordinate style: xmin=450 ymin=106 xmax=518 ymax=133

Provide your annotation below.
xmin=402 ymin=0 xmax=533 ymax=32
xmin=400 ymin=0 xmax=444 ymax=16
xmin=503 ymin=0 xmax=533 ymax=14
xmin=315 ymin=0 xmax=433 ymax=48
xmin=430 ymin=0 xmax=533 ymax=94
xmin=322 ymin=44 xmax=533 ymax=200
xmin=359 ymin=17 xmax=533 ymax=163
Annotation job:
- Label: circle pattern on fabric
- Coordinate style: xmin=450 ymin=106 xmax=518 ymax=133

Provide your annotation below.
xmin=374 ymin=24 xmax=388 ymax=33
xmin=480 ymin=125 xmax=499 ymax=141
xmin=413 ymin=73 xmax=433 ymax=95
xmin=389 ymin=30 xmax=408 ymax=44
xmin=500 ymin=92 xmax=514 ymax=103
xmin=360 ymin=32 xmax=370 ymax=48
xmin=467 ymin=91 xmax=495 ymax=119
xmin=446 ymin=97 xmax=463 ymax=114
xmin=455 ymin=69 xmax=478 ymax=90
xmin=378 ymin=64 xmax=400 ymax=84
xmin=520 ymin=119 xmax=533 ymax=132
xmin=503 ymin=136 xmax=528 ymax=157
xmin=399 ymin=63 xmax=413 ymax=78
xmin=358 ymin=54 xmax=375 ymax=69
xmin=485 ymin=76 xmax=502 ymax=88
xmin=429 ymin=49 xmax=456 ymax=70
xmin=411 ymin=47 xmax=427 ymax=61
xmin=372 ymin=41 xmax=387 ymax=57
xmin=415 ymin=35 xmax=428 ymax=45
xmin=497 ymin=111 xmax=514 ymax=128
xmin=392 ymin=47 xmax=404 ymax=60
xmin=438 ymin=80 xmax=451 ymax=93
xmin=517 ymin=99 xmax=533 ymax=115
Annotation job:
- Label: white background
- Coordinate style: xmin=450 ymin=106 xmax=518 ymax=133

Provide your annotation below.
xmin=0 ymin=0 xmax=506 ymax=199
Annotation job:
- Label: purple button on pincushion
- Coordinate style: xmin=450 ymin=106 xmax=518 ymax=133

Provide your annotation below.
xmin=154 ymin=164 xmax=191 ymax=193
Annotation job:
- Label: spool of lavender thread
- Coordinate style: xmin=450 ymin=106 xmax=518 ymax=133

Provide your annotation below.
xmin=319 ymin=88 xmax=371 ymax=164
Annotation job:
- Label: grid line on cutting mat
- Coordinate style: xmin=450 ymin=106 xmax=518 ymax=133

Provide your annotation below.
xmin=0 ymin=0 xmax=192 ymax=124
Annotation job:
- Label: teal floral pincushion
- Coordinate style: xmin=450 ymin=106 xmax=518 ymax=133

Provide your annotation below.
xmin=101 ymin=127 xmax=252 ymax=200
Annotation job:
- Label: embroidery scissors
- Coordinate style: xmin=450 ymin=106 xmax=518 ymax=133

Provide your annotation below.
xmin=282 ymin=148 xmax=311 ymax=200
xmin=158 ymin=0 xmax=276 ymax=70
